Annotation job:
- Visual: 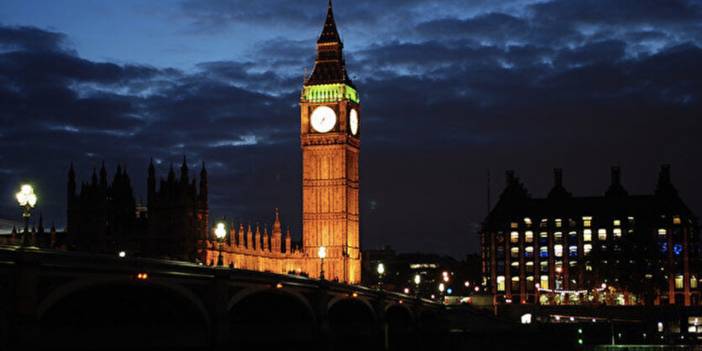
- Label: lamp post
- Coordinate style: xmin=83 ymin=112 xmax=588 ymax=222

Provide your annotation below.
xmin=377 ymin=262 xmax=385 ymax=290
xmin=439 ymin=282 xmax=445 ymax=302
xmin=318 ymin=246 xmax=327 ymax=280
xmin=414 ymin=274 xmax=421 ymax=298
xmin=214 ymin=222 xmax=226 ymax=267
xmin=15 ymin=184 xmax=37 ymax=247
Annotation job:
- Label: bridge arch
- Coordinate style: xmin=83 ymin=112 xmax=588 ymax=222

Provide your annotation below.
xmin=328 ymin=297 xmax=378 ymax=350
xmin=227 ymin=286 xmax=319 ymax=349
xmin=38 ymin=278 xmax=211 ymax=350
xmin=385 ymin=303 xmax=415 ymax=351
xmin=0 ymin=284 xmax=8 ymax=350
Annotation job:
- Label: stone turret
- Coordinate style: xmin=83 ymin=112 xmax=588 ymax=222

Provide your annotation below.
xmin=272 ymin=209 xmax=282 ymax=253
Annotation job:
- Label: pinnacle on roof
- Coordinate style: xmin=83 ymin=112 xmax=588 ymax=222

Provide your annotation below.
xmin=305 ymin=0 xmax=354 ymax=87
xmin=318 ymin=0 xmax=341 ymax=44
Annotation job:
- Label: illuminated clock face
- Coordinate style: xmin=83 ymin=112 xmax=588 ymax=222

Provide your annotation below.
xmin=349 ymin=109 xmax=359 ymax=135
xmin=310 ymin=106 xmax=337 ymax=133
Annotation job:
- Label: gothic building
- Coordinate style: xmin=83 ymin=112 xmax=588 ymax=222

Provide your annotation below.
xmin=481 ymin=166 xmax=700 ymax=306
xmin=202 ymin=1 xmax=362 ymax=283
xmin=66 ymin=158 xmax=208 ymax=260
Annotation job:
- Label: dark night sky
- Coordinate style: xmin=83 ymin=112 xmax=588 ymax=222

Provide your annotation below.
xmin=0 ymin=0 xmax=701 ymax=258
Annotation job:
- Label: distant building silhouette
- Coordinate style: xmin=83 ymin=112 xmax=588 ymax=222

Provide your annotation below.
xmin=481 ymin=165 xmax=700 ymax=306
xmin=66 ymin=158 xmax=207 ymax=260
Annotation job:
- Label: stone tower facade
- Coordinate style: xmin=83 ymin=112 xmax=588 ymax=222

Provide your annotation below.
xmin=300 ymin=1 xmax=361 ymax=283
xmin=202 ymin=1 xmax=361 ymax=284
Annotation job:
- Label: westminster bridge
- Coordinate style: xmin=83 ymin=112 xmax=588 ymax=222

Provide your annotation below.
xmin=0 ymin=246 xmax=447 ymax=351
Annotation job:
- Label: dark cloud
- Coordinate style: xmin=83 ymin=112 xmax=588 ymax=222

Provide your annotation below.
xmin=0 ymin=25 xmax=67 ymax=52
xmin=1 ymin=0 xmax=702 ymax=257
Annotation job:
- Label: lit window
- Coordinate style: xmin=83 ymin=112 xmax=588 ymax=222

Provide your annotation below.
xmin=613 ymin=228 xmax=622 ymax=238
xmin=613 ymin=219 xmax=621 ymax=226
xmin=512 ymin=276 xmax=520 ymax=290
xmin=628 ymin=216 xmax=635 ymax=224
xmin=598 ymin=229 xmax=607 ymax=241
xmin=554 ymin=232 xmax=563 ymax=241
xmin=525 ymin=231 xmax=534 ymax=243
xmin=511 ymin=261 xmax=519 ymax=267
xmin=584 ymin=244 xmax=592 ymax=255
xmin=555 ymin=218 xmax=562 ymax=228
xmin=583 ymin=216 xmax=592 ymax=227
xmin=673 ymin=216 xmax=682 ymax=225
xmin=511 ymin=222 xmax=519 ymax=229
xmin=540 ymin=261 xmax=548 ymax=272
xmin=540 ymin=219 xmax=548 ymax=228
xmin=569 ymin=260 xmax=577 ymax=267
xmin=658 ymin=229 xmax=667 ymax=237
xmin=511 ymin=247 xmax=519 ymax=258
xmin=539 ymin=231 xmax=548 ymax=239
xmin=540 ymin=275 xmax=549 ymax=289
xmin=569 ymin=246 xmax=577 ymax=257
xmin=555 ymin=261 xmax=563 ymax=271
xmin=525 ymin=246 xmax=534 ymax=257
xmin=497 ymin=276 xmax=505 ymax=291
xmin=583 ymin=230 xmax=592 ymax=242
xmin=688 ymin=317 xmax=702 ymax=333
xmin=675 ymin=275 xmax=684 ymax=289
xmin=554 ymin=244 xmax=563 ymax=257
xmin=586 ymin=264 xmax=592 ymax=271
xmin=539 ymin=247 xmax=548 ymax=258
xmin=524 ymin=217 xmax=532 ymax=226
xmin=510 ymin=231 xmax=519 ymax=243
xmin=692 ymin=276 xmax=698 ymax=289
xmin=526 ymin=261 xmax=534 ymax=267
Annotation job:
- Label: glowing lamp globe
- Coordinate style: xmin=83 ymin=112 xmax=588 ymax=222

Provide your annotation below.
xmin=318 ymin=246 xmax=327 ymax=259
xmin=16 ymin=184 xmax=37 ymax=208
xmin=377 ymin=263 xmax=385 ymax=275
xmin=214 ymin=222 xmax=226 ymax=240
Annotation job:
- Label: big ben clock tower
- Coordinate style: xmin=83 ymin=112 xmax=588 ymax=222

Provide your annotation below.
xmin=301 ymin=1 xmax=361 ymax=284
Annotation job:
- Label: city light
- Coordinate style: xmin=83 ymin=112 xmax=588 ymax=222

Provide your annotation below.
xmin=377 ymin=262 xmax=385 ymax=275
xmin=118 ymin=251 xmax=126 ymax=258
xmin=439 ymin=283 xmax=445 ymax=292
xmin=214 ymin=222 xmax=227 ymax=267
xmin=319 ymin=246 xmax=326 ymax=280
xmin=414 ymin=274 xmax=421 ymax=285
xmin=136 ymin=272 xmax=149 ymax=280
xmin=214 ymin=222 xmax=226 ymax=240
xmin=16 ymin=184 xmax=38 ymax=247
xmin=16 ymin=184 xmax=37 ymax=208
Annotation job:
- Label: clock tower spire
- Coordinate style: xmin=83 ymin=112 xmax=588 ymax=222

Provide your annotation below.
xmin=300 ymin=1 xmax=361 ymax=283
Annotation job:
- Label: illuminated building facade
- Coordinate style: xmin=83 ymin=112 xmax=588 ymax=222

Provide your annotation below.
xmin=203 ymin=2 xmax=362 ymax=283
xmin=481 ymin=166 xmax=700 ymax=306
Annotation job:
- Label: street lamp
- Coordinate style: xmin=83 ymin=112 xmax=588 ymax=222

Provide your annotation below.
xmin=214 ymin=222 xmax=226 ymax=267
xmin=377 ymin=262 xmax=385 ymax=290
xmin=318 ymin=246 xmax=327 ymax=280
xmin=414 ymin=274 xmax=421 ymax=297
xmin=15 ymin=184 xmax=37 ymax=247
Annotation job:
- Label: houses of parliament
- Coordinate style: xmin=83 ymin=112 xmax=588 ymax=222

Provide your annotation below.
xmin=60 ymin=2 xmax=362 ymax=284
